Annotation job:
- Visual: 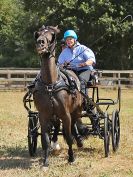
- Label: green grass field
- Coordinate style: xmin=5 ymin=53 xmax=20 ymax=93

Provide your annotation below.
xmin=0 ymin=89 xmax=133 ymax=177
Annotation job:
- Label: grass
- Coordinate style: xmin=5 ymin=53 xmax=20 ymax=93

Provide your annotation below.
xmin=0 ymin=89 xmax=133 ymax=177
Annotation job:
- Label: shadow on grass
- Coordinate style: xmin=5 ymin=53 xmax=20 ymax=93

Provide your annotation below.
xmin=0 ymin=139 xmax=104 ymax=170
xmin=0 ymin=158 xmax=32 ymax=170
xmin=0 ymin=146 xmax=43 ymax=170
xmin=75 ymin=146 xmax=103 ymax=156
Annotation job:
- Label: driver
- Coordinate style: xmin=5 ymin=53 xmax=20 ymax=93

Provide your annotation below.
xmin=58 ymin=30 xmax=96 ymax=139
xmin=58 ymin=29 xmax=96 ymax=95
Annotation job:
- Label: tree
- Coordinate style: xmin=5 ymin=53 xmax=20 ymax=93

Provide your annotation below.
xmin=0 ymin=0 xmax=39 ymax=67
xmin=23 ymin=0 xmax=133 ymax=69
xmin=0 ymin=0 xmax=132 ymax=69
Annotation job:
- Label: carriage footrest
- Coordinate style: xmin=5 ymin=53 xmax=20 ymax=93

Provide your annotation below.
xmin=96 ymin=101 xmax=116 ymax=105
xmin=96 ymin=98 xmax=117 ymax=105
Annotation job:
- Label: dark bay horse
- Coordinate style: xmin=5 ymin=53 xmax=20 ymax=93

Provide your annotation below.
xmin=33 ymin=25 xmax=83 ymax=166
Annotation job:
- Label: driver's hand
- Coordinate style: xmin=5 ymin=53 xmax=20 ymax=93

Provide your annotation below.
xmin=63 ymin=61 xmax=70 ymax=68
xmin=78 ymin=63 xmax=86 ymax=67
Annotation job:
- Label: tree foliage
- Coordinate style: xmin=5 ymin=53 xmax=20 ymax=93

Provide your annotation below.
xmin=0 ymin=0 xmax=133 ymax=69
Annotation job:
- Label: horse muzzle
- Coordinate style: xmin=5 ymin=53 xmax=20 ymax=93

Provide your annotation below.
xmin=36 ymin=46 xmax=49 ymax=54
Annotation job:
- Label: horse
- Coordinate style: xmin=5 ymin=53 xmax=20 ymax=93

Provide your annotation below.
xmin=33 ymin=25 xmax=83 ymax=167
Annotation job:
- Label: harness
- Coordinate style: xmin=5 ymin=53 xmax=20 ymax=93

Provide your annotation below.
xmin=34 ymin=68 xmax=78 ymax=94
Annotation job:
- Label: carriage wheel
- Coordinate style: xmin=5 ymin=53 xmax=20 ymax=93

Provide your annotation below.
xmin=104 ymin=112 xmax=110 ymax=157
xmin=112 ymin=110 xmax=120 ymax=152
xmin=28 ymin=116 xmax=38 ymax=156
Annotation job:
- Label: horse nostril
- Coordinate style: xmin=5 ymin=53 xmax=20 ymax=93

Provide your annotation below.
xmin=41 ymin=40 xmax=45 ymax=44
xmin=38 ymin=40 xmax=45 ymax=45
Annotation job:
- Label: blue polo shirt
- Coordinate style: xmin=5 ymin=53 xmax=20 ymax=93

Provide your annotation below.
xmin=58 ymin=42 xmax=96 ymax=71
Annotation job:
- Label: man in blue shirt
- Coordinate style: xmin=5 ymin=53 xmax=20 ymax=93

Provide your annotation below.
xmin=58 ymin=29 xmax=96 ymax=95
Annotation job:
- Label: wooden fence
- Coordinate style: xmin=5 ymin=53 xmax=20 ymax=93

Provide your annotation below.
xmin=0 ymin=68 xmax=133 ymax=90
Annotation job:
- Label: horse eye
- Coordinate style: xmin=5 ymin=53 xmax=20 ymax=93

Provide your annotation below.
xmin=38 ymin=40 xmax=41 ymax=44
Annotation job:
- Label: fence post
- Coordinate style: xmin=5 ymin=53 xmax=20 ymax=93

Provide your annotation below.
xmin=113 ymin=73 xmax=117 ymax=85
xmin=129 ymin=73 xmax=133 ymax=85
xmin=118 ymin=72 xmax=120 ymax=85
xmin=7 ymin=71 xmax=11 ymax=89
xmin=24 ymin=73 xmax=27 ymax=88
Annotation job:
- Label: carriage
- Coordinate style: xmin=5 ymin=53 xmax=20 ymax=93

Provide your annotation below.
xmin=23 ymin=25 xmax=121 ymax=166
xmin=23 ymin=70 xmax=121 ymax=158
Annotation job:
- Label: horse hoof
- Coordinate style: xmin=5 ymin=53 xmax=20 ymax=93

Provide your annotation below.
xmin=76 ymin=138 xmax=83 ymax=148
xmin=43 ymin=161 xmax=49 ymax=167
xmin=41 ymin=166 xmax=49 ymax=172
xmin=51 ymin=141 xmax=61 ymax=151
xmin=68 ymin=157 xmax=75 ymax=163
xmin=77 ymin=141 xmax=83 ymax=148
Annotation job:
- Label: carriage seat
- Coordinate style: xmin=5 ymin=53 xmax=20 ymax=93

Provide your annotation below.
xmin=86 ymin=70 xmax=99 ymax=87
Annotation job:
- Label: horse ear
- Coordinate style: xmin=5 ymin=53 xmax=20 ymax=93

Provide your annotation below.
xmin=55 ymin=25 xmax=60 ymax=34
xmin=34 ymin=31 xmax=40 ymax=39
xmin=39 ymin=25 xmax=45 ymax=31
xmin=49 ymin=26 xmax=60 ymax=34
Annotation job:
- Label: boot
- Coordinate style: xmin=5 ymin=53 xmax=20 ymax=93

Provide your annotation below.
xmin=76 ymin=119 xmax=89 ymax=137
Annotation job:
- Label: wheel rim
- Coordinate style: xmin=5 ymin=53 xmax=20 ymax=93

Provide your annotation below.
xmin=28 ymin=129 xmax=37 ymax=156
xmin=112 ymin=110 xmax=120 ymax=152
xmin=28 ymin=116 xmax=38 ymax=156
xmin=104 ymin=112 xmax=110 ymax=157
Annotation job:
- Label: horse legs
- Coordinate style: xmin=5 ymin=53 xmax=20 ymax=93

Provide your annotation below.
xmin=41 ymin=121 xmax=50 ymax=167
xmin=62 ymin=114 xmax=74 ymax=163
xmin=72 ymin=122 xmax=83 ymax=148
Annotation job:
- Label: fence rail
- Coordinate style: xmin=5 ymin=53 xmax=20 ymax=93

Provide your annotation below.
xmin=0 ymin=68 xmax=133 ymax=90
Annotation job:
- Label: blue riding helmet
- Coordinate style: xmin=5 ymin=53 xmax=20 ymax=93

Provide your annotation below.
xmin=64 ymin=30 xmax=78 ymax=40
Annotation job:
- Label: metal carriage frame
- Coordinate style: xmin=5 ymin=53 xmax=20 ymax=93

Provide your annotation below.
xmin=81 ymin=79 xmax=121 ymax=157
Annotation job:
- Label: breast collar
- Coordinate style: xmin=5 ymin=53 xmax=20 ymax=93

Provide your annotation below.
xmin=36 ymin=67 xmax=70 ymax=94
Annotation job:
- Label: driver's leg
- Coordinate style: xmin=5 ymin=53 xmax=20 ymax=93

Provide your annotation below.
xmin=78 ymin=70 xmax=91 ymax=95
xmin=76 ymin=70 xmax=92 ymax=136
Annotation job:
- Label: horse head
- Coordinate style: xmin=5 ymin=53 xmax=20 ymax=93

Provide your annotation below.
xmin=34 ymin=25 xmax=60 ymax=55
